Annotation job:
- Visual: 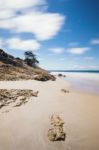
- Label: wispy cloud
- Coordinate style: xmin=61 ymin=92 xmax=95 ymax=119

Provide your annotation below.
xmin=66 ymin=65 xmax=99 ymax=70
xmin=67 ymin=47 xmax=90 ymax=54
xmin=7 ymin=38 xmax=41 ymax=51
xmin=88 ymin=65 xmax=99 ymax=69
xmin=0 ymin=37 xmax=41 ymax=51
xmin=84 ymin=56 xmax=94 ymax=60
xmin=90 ymin=39 xmax=99 ymax=45
xmin=0 ymin=0 xmax=65 ymax=41
xmin=49 ymin=48 xmax=64 ymax=54
xmin=0 ymin=0 xmax=46 ymax=11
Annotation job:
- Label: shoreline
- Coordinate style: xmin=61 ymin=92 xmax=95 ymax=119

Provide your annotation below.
xmin=52 ymin=71 xmax=99 ymax=79
xmin=52 ymin=72 xmax=99 ymax=95
xmin=0 ymin=78 xmax=99 ymax=150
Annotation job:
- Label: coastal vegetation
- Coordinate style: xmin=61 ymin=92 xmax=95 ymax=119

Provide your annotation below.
xmin=24 ymin=51 xmax=39 ymax=67
xmin=0 ymin=49 xmax=55 ymax=81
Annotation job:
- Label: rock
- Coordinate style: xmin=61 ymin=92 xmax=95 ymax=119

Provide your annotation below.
xmin=48 ymin=128 xmax=56 ymax=141
xmin=32 ymin=91 xmax=39 ymax=97
xmin=0 ymin=89 xmax=39 ymax=110
xmin=58 ymin=73 xmax=63 ymax=77
xmin=63 ymin=75 xmax=66 ymax=77
xmin=48 ymin=127 xmax=66 ymax=141
xmin=48 ymin=114 xmax=66 ymax=141
xmin=58 ymin=73 xmax=66 ymax=78
xmin=61 ymin=89 xmax=69 ymax=93
xmin=34 ymin=73 xmax=56 ymax=81
xmin=51 ymin=114 xmax=65 ymax=126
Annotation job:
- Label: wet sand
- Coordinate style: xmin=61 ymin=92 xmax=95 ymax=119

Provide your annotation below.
xmin=0 ymin=78 xmax=99 ymax=150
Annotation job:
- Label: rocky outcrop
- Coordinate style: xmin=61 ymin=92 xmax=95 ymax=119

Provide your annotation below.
xmin=48 ymin=114 xmax=66 ymax=141
xmin=58 ymin=73 xmax=66 ymax=78
xmin=34 ymin=73 xmax=56 ymax=81
xmin=0 ymin=89 xmax=39 ymax=110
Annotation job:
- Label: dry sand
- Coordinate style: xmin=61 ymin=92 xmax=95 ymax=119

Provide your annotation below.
xmin=0 ymin=78 xmax=99 ymax=150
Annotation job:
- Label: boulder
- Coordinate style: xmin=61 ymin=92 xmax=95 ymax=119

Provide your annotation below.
xmin=58 ymin=73 xmax=63 ymax=77
xmin=34 ymin=73 xmax=56 ymax=81
xmin=58 ymin=73 xmax=66 ymax=78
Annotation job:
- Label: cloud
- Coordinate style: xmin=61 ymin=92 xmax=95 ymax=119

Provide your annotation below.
xmin=0 ymin=0 xmax=46 ymax=11
xmin=0 ymin=12 xmax=65 ymax=41
xmin=6 ymin=38 xmax=41 ymax=51
xmin=90 ymin=39 xmax=99 ymax=45
xmin=0 ymin=0 xmax=65 ymax=41
xmin=0 ymin=10 xmax=15 ymax=19
xmin=66 ymin=65 xmax=99 ymax=70
xmin=88 ymin=65 xmax=99 ymax=69
xmin=84 ymin=57 xmax=94 ymax=60
xmin=15 ymin=12 xmax=65 ymax=40
xmin=49 ymin=48 xmax=64 ymax=54
xmin=67 ymin=47 xmax=90 ymax=54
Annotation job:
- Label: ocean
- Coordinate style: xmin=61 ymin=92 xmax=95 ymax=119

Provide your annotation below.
xmin=51 ymin=70 xmax=99 ymax=95
xmin=50 ymin=70 xmax=99 ymax=73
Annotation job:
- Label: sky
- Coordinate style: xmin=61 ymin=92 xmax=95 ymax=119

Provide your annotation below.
xmin=0 ymin=0 xmax=99 ymax=70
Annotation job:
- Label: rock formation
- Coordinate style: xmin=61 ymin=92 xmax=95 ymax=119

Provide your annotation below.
xmin=48 ymin=114 xmax=66 ymax=141
xmin=0 ymin=89 xmax=39 ymax=110
xmin=34 ymin=73 xmax=56 ymax=81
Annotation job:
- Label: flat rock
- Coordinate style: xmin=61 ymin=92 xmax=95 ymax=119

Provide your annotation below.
xmin=0 ymin=89 xmax=39 ymax=111
xmin=48 ymin=114 xmax=66 ymax=141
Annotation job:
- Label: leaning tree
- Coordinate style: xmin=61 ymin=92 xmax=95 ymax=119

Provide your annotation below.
xmin=24 ymin=51 xmax=39 ymax=67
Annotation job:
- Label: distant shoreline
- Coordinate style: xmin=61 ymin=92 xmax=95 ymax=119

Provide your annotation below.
xmin=49 ymin=70 xmax=99 ymax=73
xmin=51 ymin=71 xmax=99 ymax=95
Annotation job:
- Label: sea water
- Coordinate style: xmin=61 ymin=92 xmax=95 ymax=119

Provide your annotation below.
xmin=51 ymin=70 xmax=99 ymax=95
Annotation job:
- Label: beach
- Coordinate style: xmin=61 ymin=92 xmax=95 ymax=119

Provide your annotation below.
xmin=0 ymin=76 xmax=99 ymax=150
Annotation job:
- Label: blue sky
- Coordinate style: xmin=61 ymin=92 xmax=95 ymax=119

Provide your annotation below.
xmin=0 ymin=0 xmax=99 ymax=70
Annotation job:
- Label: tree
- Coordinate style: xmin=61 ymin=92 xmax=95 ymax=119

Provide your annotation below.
xmin=24 ymin=51 xmax=39 ymax=67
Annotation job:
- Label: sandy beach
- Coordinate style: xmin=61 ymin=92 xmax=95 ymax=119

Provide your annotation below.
xmin=0 ymin=77 xmax=99 ymax=150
